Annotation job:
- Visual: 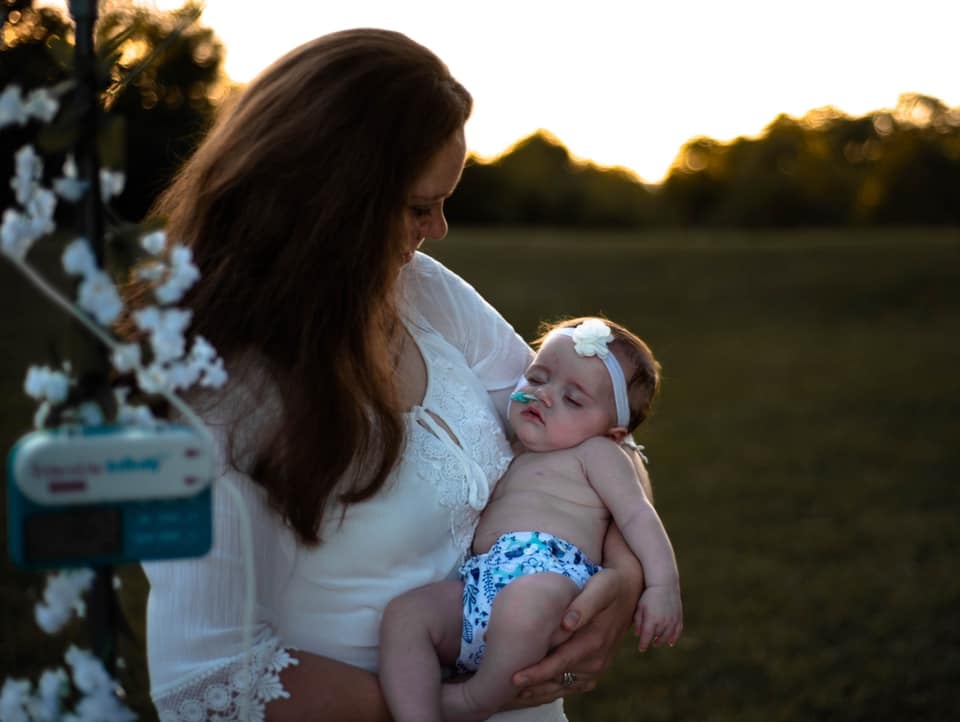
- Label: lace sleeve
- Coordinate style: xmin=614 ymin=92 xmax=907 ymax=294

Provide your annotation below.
xmin=152 ymin=633 xmax=298 ymax=722
xmin=143 ymin=461 xmax=299 ymax=722
xmin=404 ymin=252 xmax=533 ymax=392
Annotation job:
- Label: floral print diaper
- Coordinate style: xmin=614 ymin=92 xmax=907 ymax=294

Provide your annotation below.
xmin=456 ymin=531 xmax=600 ymax=673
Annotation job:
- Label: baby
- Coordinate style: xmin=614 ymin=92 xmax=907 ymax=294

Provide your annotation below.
xmin=380 ymin=317 xmax=683 ymax=722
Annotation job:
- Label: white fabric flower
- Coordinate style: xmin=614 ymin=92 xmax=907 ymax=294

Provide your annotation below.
xmin=134 ymin=306 xmax=192 ymax=364
xmin=54 ymin=156 xmax=88 ymax=202
xmin=570 ymin=319 xmax=615 ymax=358
xmin=23 ymin=87 xmax=59 ymax=123
xmin=0 ymin=678 xmax=31 ymax=722
xmin=155 ymin=244 xmax=200 ymax=304
xmin=26 ymin=187 xmax=57 ymax=241
xmin=77 ymin=270 xmax=123 ymax=325
xmin=28 ymin=668 xmax=68 ymax=722
xmin=24 ymin=365 xmax=70 ymax=404
xmin=62 ymin=238 xmax=97 ymax=277
xmin=110 ymin=343 xmax=141 ymax=373
xmin=72 ymin=401 xmax=105 ymax=427
xmin=63 ymin=647 xmax=136 ymax=722
xmin=200 ymin=357 xmax=228 ymax=388
xmin=12 ymin=144 xmax=42 ymax=205
xmin=65 ymin=646 xmax=110 ymax=694
xmin=165 ymin=359 xmax=202 ymax=391
xmin=1 ymin=208 xmax=36 ymax=260
xmin=136 ymin=261 xmax=166 ymax=281
xmin=34 ymin=570 xmax=94 ymax=634
xmin=114 ymin=387 xmax=159 ymax=427
xmin=99 ymin=168 xmax=125 ymax=202
xmin=136 ymin=363 xmax=170 ymax=395
xmin=0 ymin=84 xmax=27 ymax=129
xmin=140 ymin=230 xmax=167 ymax=255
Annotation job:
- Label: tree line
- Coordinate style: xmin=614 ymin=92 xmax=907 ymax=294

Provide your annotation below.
xmin=3 ymin=1 xmax=958 ymax=229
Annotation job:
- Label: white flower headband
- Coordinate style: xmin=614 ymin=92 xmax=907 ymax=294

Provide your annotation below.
xmin=550 ymin=319 xmax=631 ymax=428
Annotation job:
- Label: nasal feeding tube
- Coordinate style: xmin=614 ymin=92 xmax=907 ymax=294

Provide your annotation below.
xmin=510 ymin=391 xmax=537 ymax=404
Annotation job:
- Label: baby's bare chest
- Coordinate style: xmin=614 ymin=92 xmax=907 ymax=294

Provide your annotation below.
xmin=496 ymin=450 xmax=601 ymax=507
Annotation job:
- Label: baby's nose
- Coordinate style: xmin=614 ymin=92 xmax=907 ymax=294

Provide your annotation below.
xmin=534 ymin=386 xmax=552 ymax=407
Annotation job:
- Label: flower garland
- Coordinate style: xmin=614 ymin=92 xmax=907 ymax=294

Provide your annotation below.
xmin=1 ymin=67 xmax=227 ymax=722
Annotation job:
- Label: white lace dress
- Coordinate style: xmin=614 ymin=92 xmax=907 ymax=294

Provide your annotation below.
xmin=143 ymin=253 xmax=567 ymax=722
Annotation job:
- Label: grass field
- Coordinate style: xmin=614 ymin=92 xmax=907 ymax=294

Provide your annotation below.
xmin=2 ymin=227 xmax=959 ymax=721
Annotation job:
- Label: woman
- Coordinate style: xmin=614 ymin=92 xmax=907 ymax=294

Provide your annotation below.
xmin=141 ymin=28 xmax=644 ymax=722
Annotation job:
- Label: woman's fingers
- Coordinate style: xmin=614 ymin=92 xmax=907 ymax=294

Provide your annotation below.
xmin=560 ymin=568 xmax=622 ymax=632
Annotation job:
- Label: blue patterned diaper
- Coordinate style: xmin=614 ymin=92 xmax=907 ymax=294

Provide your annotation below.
xmin=455 ymin=531 xmax=600 ymax=673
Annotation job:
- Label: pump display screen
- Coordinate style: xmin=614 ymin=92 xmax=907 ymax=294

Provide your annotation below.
xmin=23 ymin=507 xmax=122 ymax=562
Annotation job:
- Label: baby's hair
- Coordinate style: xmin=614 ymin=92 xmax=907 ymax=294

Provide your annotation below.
xmin=534 ymin=316 xmax=661 ymax=431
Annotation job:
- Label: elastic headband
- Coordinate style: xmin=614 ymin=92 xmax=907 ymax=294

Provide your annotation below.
xmin=549 ymin=320 xmax=630 ymax=428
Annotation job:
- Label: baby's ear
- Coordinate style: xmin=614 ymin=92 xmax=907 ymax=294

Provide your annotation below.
xmin=605 ymin=426 xmax=628 ymax=444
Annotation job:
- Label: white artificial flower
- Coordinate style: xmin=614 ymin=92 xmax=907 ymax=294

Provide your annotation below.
xmin=24 ymin=365 xmax=70 ymax=404
xmin=135 ymin=261 xmax=166 ymax=281
xmin=114 ymin=387 xmax=158 ymax=427
xmin=0 ymin=677 xmax=31 ymax=722
xmin=1 ymin=208 xmax=36 ymax=260
xmin=34 ymin=570 xmax=94 ymax=634
xmin=136 ymin=363 xmax=169 ymax=395
xmin=154 ymin=244 xmax=199 ymax=304
xmin=77 ymin=270 xmax=123 ymax=325
xmin=23 ymin=87 xmax=59 ymax=123
xmin=139 ymin=230 xmax=166 ymax=255
xmin=190 ymin=335 xmax=216 ymax=362
xmin=99 ymin=168 xmax=125 ymax=202
xmin=26 ymin=187 xmax=57 ymax=238
xmin=110 ymin=343 xmax=141 ymax=373
xmin=12 ymin=144 xmax=42 ymax=205
xmin=117 ymin=400 xmax=159 ymax=427
xmin=28 ymin=668 xmax=68 ymax=722
xmin=200 ymin=357 xmax=228 ymax=388
xmin=62 ymin=646 xmax=136 ymax=722
xmin=54 ymin=155 xmax=88 ymax=202
xmin=62 ymin=238 xmax=97 ymax=277
xmin=0 ymin=84 xmax=27 ymax=129
xmin=570 ymin=319 xmax=614 ymax=359
xmin=64 ymin=646 xmax=110 ymax=695
xmin=165 ymin=359 xmax=201 ymax=390
xmin=72 ymin=401 xmax=105 ymax=427
xmin=133 ymin=306 xmax=192 ymax=364
xmin=68 ymin=691 xmax=137 ymax=722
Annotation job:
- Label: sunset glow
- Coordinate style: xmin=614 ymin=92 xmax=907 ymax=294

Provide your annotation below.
xmin=45 ymin=0 xmax=960 ymax=183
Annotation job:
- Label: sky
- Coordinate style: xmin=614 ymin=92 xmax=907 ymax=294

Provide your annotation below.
xmin=49 ymin=0 xmax=960 ymax=183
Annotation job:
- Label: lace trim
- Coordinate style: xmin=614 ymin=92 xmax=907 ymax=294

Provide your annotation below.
xmin=154 ymin=636 xmax=298 ymax=722
xmin=410 ymin=353 xmax=513 ymax=556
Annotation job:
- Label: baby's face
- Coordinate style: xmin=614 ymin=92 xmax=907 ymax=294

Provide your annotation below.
xmin=509 ymin=334 xmax=618 ymax=453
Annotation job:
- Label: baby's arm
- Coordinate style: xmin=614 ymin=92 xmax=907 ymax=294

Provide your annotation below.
xmin=579 ymin=437 xmax=683 ymax=651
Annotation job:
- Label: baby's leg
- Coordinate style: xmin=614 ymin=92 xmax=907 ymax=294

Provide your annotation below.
xmin=441 ymin=572 xmax=580 ymax=721
xmin=380 ymin=579 xmax=465 ymax=722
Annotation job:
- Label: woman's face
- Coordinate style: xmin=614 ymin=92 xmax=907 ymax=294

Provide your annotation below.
xmin=401 ymin=128 xmax=467 ymax=264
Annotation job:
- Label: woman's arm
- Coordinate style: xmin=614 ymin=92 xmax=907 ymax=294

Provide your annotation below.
xmin=267 ymin=653 xmax=392 ymax=722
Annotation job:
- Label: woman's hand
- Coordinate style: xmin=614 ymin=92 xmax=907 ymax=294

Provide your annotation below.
xmin=507 ymin=525 xmax=644 ymax=706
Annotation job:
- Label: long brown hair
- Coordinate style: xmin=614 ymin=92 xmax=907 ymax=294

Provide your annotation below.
xmin=144 ymin=29 xmax=472 ymax=543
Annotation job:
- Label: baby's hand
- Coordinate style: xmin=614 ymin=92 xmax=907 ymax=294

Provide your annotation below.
xmin=634 ymin=584 xmax=683 ymax=652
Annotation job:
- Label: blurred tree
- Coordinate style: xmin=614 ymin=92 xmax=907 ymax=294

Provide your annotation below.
xmin=447 ymin=130 xmax=656 ymax=227
xmin=0 ymin=0 xmax=229 ymax=224
xmin=98 ymin=0 xmax=229 ymax=223
xmin=656 ymin=137 xmax=729 ymax=225
xmin=655 ymin=95 xmax=960 ymax=228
